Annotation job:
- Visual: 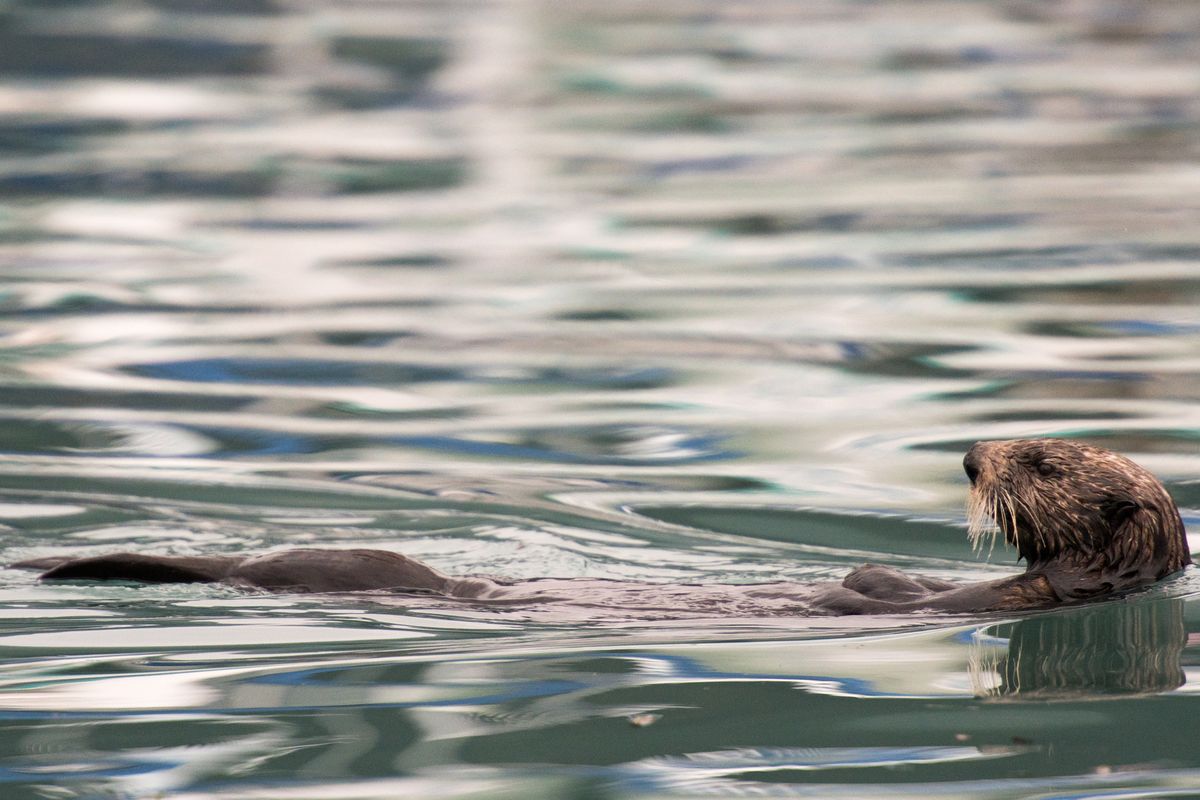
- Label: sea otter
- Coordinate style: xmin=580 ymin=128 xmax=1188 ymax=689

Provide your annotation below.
xmin=10 ymin=439 xmax=1192 ymax=616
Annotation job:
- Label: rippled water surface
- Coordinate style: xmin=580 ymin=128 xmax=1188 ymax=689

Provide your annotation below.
xmin=2 ymin=1 xmax=1200 ymax=797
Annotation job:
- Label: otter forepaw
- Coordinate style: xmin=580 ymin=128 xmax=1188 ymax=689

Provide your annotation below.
xmin=842 ymin=563 xmax=939 ymax=601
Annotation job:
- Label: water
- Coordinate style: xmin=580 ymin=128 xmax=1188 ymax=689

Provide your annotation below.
xmin=2 ymin=0 xmax=1200 ymax=797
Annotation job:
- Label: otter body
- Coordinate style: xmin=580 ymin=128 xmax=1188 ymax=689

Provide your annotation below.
xmin=11 ymin=440 xmax=1192 ymax=616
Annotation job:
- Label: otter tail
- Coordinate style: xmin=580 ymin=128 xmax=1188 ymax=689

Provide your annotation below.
xmin=11 ymin=554 xmax=239 ymax=584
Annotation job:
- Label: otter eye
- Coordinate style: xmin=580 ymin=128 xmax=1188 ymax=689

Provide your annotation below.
xmin=1035 ymin=460 xmax=1056 ymax=477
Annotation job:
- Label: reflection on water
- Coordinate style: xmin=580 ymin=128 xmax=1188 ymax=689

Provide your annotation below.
xmin=4 ymin=599 xmax=1200 ymax=798
xmin=973 ymin=597 xmax=1187 ymax=698
xmin=1 ymin=0 xmax=1200 ymax=797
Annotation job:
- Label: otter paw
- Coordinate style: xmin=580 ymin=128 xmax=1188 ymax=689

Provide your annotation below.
xmin=842 ymin=563 xmax=934 ymax=601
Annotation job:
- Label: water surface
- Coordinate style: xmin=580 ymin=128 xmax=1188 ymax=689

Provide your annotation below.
xmin=2 ymin=1 xmax=1200 ymax=797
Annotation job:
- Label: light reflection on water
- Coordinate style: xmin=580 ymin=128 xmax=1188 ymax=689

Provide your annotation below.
xmin=1 ymin=0 xmax=1200 ymax=797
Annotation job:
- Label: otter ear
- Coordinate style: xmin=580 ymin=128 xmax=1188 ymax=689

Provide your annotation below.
xmin=1101 ymin=494 xmax=1140 ymax=530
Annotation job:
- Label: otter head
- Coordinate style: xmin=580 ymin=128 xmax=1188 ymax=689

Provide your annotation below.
xmin=963 ymin=439 xmax=1190 ymax=596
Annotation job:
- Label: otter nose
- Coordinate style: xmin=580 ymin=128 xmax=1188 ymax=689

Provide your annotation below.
xmin=963 ymin=445 xmax=982 ymax=485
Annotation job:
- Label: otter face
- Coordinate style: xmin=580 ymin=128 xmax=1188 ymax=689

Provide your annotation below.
xmin=963 ymin=439 xmax=1188 ymax=576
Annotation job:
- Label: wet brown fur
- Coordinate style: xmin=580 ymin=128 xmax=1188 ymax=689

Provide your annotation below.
xmin=963 ymin=438 xmax=1190 ymax=602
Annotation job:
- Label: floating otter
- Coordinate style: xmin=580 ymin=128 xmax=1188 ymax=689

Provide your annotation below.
xmin=10 ymin=439 xmax=1191 ymax=616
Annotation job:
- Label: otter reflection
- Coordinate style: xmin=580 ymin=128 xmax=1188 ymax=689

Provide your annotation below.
xmin=970 ymin=597 xmax=1185 ymax=698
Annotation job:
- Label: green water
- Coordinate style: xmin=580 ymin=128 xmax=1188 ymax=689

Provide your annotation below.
xmin=1 ymin=1 xmax=1200 ymax=797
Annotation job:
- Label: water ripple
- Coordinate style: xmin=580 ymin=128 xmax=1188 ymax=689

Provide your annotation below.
xmin=2 ymin=0 xmax=1200 ymax=797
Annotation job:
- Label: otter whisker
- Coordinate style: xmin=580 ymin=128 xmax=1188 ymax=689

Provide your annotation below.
xmin=993 ymin=491 xmax=1012 ymax=561
xmin=1007 ymin=490 xmax=1033 ymax=554
xmin=966 ymin=486 xmax=1001 ymax=555
xmin=987 ymin=491 xmax=1002 ymax=557
xmin=1015 ymin=491 xmax=1046 ymax=555
xmin=1002 ymin=492 xmax=1020 ymax=555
